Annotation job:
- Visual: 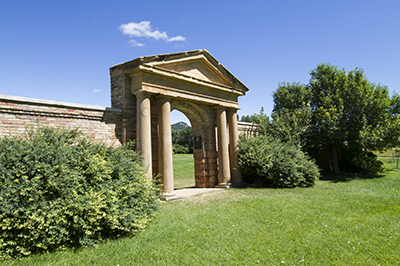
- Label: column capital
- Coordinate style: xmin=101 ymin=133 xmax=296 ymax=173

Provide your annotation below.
xmin=133 ymin=91 xmax=152 ymax=98
xmin=156 ymin=95 xmax=172 ymax=102
xmin=214 ymin=105 xmax=226 ymax=111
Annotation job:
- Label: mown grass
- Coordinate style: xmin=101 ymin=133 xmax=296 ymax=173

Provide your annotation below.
xmin=173 ymin=153 xmax=195 ymax=189
xmin=2 ymin=156 xmax=399 ymax=265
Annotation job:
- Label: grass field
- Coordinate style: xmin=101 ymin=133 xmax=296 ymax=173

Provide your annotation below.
xmin=2 ymin=155 xmax=399 ymax=265
xmin=173 ymin=153 xmax=195 ymax=189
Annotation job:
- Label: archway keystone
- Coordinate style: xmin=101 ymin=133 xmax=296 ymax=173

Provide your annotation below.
xmin=110 ymin=49 xmax=248 ymax=192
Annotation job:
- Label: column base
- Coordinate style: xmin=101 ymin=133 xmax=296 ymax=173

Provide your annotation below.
xmin=160 ymin=191 xmax=180 ymax=201
xmin=214 ymin=183 xmax=231 ymax=188
xmin=161 ymin=191 xmax=176 ymax=197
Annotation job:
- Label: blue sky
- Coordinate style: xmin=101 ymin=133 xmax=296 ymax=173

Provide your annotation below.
xmin=1 ymin=0 xmax=400 ymax=125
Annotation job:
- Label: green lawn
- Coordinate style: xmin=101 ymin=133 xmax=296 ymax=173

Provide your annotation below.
xmin=173 ymin=153 xmax=195 ymax=189
xmin=2 ymin=157 xmax=400 ymax=265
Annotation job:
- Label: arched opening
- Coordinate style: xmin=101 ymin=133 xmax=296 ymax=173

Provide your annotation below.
xmin=171 ymin=100 xmax=218 ymax=189
xmin=171 ymin=110 xmax=195 ymax=189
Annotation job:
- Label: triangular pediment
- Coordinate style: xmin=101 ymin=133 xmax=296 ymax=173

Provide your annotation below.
xmin=110 ymin=50 xmax=249 ymax=97
xmin=148 ymin=56 xmax=233 ymax=87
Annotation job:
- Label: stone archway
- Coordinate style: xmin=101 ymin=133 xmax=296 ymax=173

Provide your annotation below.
xmin=171 ymin=100 xmax=216 ymax=188
xmin=109 ymin=49 xmax=248 ymax=196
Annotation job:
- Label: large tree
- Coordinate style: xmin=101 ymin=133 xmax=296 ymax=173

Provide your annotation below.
xmin=268 ymin=63 xmax=400 ymax=174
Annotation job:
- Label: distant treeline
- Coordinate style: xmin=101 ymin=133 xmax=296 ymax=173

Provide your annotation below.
xmin=171 ymin=122 xmax=193 ymax=154
xmin=239 ymin=115 xmax=253 ymax=123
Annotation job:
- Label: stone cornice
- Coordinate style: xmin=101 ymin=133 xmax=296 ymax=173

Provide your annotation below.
xmin=137 ymin=82 xmax=240 ymax=109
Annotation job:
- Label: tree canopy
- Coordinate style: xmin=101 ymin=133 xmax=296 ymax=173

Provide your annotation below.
xmin=255 ymin=63 xmax=400 ymax=174
xmin=240 ymin=115 xmax=253 ymax=123
xmin=172 ymin=126 xmax=193 ymax=154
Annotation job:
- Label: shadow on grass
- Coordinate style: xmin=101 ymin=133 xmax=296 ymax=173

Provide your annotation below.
xmin=237 ymin=171 xmax=390 ymax=188
xmin=174 ymin=186 xmax=196 ymax=190
xmin=319 ymin=172 xmax=386 ymax=183
xmin=231 ymin=182 xmax=309 ymax=189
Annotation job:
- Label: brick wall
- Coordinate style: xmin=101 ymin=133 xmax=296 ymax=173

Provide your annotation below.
xmin=0 ymin=95 xmax=123 ymax=146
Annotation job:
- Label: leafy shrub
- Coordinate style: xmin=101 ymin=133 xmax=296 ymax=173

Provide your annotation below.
xmin=173 ymin=144 xmax=189 ymax=154
xmin=0 ymin=126 xmax=160 ymax=258
xmin=339 ymin=148 xmax=385 ymax=174
xmin=238 ymin=135 xmax=320 ymax=188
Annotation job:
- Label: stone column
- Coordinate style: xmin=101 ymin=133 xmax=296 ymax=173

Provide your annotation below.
xmin=215 ymin=107 xmax=231 ymax=187
xmin=135 ymin=92 xmax=152 ymax=178
xmin=227 ymin=109 xmax=243 ymax=186
xmin=158 ymin=97 xmax=175 ymax=196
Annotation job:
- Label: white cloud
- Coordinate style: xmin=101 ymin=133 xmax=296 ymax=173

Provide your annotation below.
xmin=119 ymin=21 xmax=186 ymax=45
xmin=129 ymin=39 xmax=145 ymax=47
xmin=93 ymin=89 xmax=101 ymax=93
xmin=167 ymin=35 xmax=186 ymax=42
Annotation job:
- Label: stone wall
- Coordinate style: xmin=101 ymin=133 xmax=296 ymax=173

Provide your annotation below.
xmin=0 ymin=94 xmax=123 ymax=146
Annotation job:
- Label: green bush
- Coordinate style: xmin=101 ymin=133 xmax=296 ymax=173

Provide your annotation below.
xmin=172 ymin=144 xmax=189 ymax=154
xmin=0 ymin=126 xmax=160 ymax=258
xmin=339 ymin=148 xmax=385 ymax=174
xmin=238 ymin=135 xmax=320 ymax=188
